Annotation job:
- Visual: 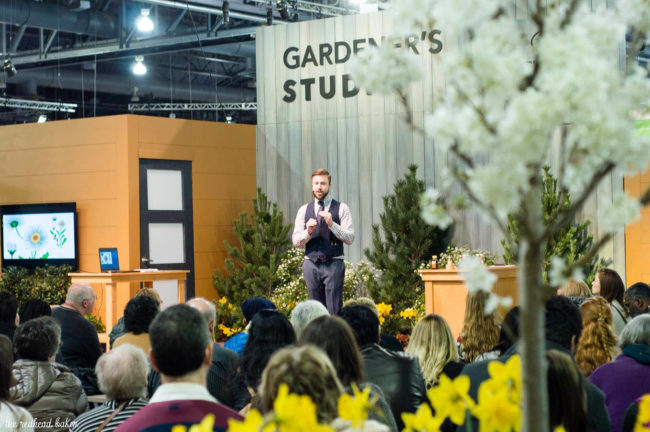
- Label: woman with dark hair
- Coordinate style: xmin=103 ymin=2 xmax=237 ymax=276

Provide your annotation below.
xmin=300 ymin=315 xmax=398 ymax=431
xmin=11 ymin=317 xmax=88 ymax=432
xmin=0 ymin=292 xmax=18 ymax=342
xmin=113 ymin=295 xmax=159 ymax=354
xmin=229 ymin=309 xmax=296 ymax=412
xmin=592 ymin=268 xmax=628 ymax=335
xmin=547 ymin=349 xmax=587 ymax=432
xmin=0 ymin=334 xmax=33 ymax=431
xmin=19 ymin=299 xmax=51 ymax=323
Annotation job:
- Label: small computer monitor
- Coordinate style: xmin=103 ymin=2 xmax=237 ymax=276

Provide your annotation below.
xmin=99 ymin=248 xmax=119 ymax=271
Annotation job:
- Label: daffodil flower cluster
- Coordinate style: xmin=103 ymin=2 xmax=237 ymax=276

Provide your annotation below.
xmin=635 ymin=394 xmax=650 ymax=432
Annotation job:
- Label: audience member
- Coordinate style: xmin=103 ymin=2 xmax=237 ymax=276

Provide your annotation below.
xmin=590 ymin=315 xmax=650 ymax=432
xmin=258 ymin=345 xmax=389 ymax=432
xmin=300 ymin=315 xmax=398 ymax=431
xmin=116 ymin=305 xmax=242 ymax=431
xmin=477 ymin=306 xmax=521 ymax=361
xmin=18 ymin=299 xmax=51 ymax=323
xmin=71 ymin=344 xmax=148 ymax=432
xmin=290 ymin=300 xmax=329 ymax=338
xmin=11 ymin=317 xmax=88 ymax=432
xmin=559 ymin=279 xmax=592 ymax=297
xmin=339 ymin=305 xmax=425 ymax=431
xmin=224 ymin=297 xmax=277 ymax=356
xmin=109 ymin=288 xmax=161 ymax=347
xmin=575 ymin=296 xmax=619 ymax=376
xmin=406 ymin=314 xmax=463 ymax=388
xmin=0 ymin=334 xmax=33 ymax=432
xmin=546 ymin=349 xmax=587 ymax=432
xmin=623 ymin=282 xmax=650 ymax=318
xmin=228 ymin=309 xmax=296 ymax=412
xmin=113 ymin=296 xmax=159 ymax=354
xmin=458 ymin=291 xmax=500 ymax=362
xmin=458 ymin=296 xmax=610 ymax=432
xmin=342 ymin=297 xmax=403 ymax=352
xmin=592 ymin=269 xmax=628 ymax=335
xmin=0 ymin=292 xmax=18 ymax=342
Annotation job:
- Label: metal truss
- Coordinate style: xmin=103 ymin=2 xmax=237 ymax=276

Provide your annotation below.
xmin=249 ymin=0 xmax=356 ymax=17
xmin=128 ymin=102 xmax=257 ymax=111
xmin=0 ymin=97 xmax=77 ymax=113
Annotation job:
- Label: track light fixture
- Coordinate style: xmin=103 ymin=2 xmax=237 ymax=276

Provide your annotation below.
xmin=136 ymin=8 xmax=154 ymax=33
xmin=223 ymin=1 xmax=230 ymax=23
xmin=1 ymin=58 xmax=17 ymax=78
xmin=132 ymin=56 xmax=147 ymax=75
xmin=276 ymin=0 xmax=290 ymax=20
xmin=266 ymin=6 xmax=273 ymax=25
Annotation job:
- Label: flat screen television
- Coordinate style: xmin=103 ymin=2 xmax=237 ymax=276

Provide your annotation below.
xmin=1 ymin=202 xmax=78 ymax=270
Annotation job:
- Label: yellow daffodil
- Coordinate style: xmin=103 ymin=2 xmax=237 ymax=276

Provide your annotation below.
xmin=635 ymin=394 xmax=650 ymax=432
xmin=401 ymin=404 xmax=444 ymax=432
xmin=473 ymin=391 xmax=521 ymax=432
xmin=172 ymin=414 xmax=215 ymax=432
xmin=219 ymin=297 xmax=228 ymax=304
xmin=427 ymin=375 xmax=475 ymax=425
xmin=481 ymin=355 xmax=522 ymax=405
xmin=272 ymin=384 xmax=334 ymax=432
xmin=376 ymin=302 xmax=392 ymax=316
xmin=554 ymin=426 xmax=567 ymax=432
xmin=227 ymin=409 xmax=266 ymax=432
xmin=400 ymin=308 xmax=418 ymax=319
xmin=338 ymin=384 xmax=377 ymax=427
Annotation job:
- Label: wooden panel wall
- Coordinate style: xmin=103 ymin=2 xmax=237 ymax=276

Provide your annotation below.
xmin=256 ymin=11 xmax=626 ymax=272
xmin=0 ymin=115 xmax=256 ymax=325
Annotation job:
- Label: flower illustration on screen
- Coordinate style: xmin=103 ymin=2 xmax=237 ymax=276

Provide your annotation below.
xmin=8 ymin=219 xmax=23 ymax=239
xmin=50 ymin=220 xmax=67 ymax=248
xmin=26 ymin=227 xmax=46 ymax=247
xmin=7 ymin=243 xmax=16 ymax=258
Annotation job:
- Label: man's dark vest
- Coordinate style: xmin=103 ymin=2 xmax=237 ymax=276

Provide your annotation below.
xmin=304 ymin=199 xmax=343 ymax=262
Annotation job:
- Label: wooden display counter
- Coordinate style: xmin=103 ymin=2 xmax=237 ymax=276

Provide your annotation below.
xmin=418 ymin=265 xmax=518 ymax=338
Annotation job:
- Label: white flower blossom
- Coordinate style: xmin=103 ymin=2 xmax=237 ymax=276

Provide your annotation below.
xmin=599 ymin=193 xmax=642 ymax=233
xmin=485 ymin=293 xmax=513 ymax=314
xmin=618 ymin=0 xmax=650 ymax=33
xmin=459 ymin=255 xmax=497 ymax=294
xmin=388 ymin=0 xmax=437 ymax=35
xmin=349 ymin=43 xmax=422 ymax=95
xmin=420 ymin=188 xmax=453 ymax=229
xmin=549 ymin=257 xmax=568 ymax=287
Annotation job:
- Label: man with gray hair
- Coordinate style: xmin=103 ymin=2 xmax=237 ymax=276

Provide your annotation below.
xmin=290 ymin=300 xmax=329 ymax=338
xmin=52 ymin=283 xmax=103 ymax=381
xmin=71 ymin=344 xmax=149 ymax=432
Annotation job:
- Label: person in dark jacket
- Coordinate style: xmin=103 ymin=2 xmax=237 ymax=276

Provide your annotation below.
xmin=339 ymin=305 xmax=426 ymax=431
xmin=18 ymin=299 xmax=51 ymax=323
xmin=10 ymin=317 xmax=88 ymax=432
xmin=0 ymin=292 xmax=18 ymax=343
xmin=458 ymin=296 xmax=611 ymax=432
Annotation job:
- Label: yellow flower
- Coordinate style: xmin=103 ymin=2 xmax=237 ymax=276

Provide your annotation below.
xmin=400 ymin=308 xmax=418 ymax=319
xmin=228 ymin=304 xmax=234 ymax=310
xmin=427 ymin=375 xmax=475 ymax=425
xmin=379 ymin=315 xmax=385 ymax=325
xmin=219 ymin=297 xmax=228 ymax=304
xmin=218 ymin=324 xmax=236 ymax=337
xmin=172 ymin=414 xmax=215 ymax=432
xmin=473 ymin=392 xmax=521 ymax=432
xmin=401 ymin=404 xmax=444 ymax=432
xmin=376 ymin=302 xmax=392 ymax=316
xmin=338 ymin=384 xmax=376 ymax=427
xmin=635 ymin=394 xmax=650 ymax=432
xmin=554 ymin=426 xmax=567 ymax=432
xmin=227 ymin=409 xmax=266 ymax=432
xmin=481 ymin=355 xmax=522 ymax=405
xmin=272 ymin=384 xmax=334 ymax=432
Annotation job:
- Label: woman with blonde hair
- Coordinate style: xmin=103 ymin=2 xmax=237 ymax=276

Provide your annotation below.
xmin=406 ymin=314 xmax=462 ymax=388
xmin=575 ymin=296 xmax=619 ymax=376
xmin=459 ymin=291 xmax=500 ymax=362
xmin=559 ymin=279 xmax=592 ymax=297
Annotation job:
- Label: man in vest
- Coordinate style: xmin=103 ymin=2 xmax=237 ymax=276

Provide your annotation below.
xmin=292 ymin=168 xmax=355 ymax=315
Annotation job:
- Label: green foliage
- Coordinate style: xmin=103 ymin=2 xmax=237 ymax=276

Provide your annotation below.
xmin=85 ymin=314 xmax=105 ymax=333
xmin=435 ymin=245 xmax=497 ymax=269
xmin=502 ymin=167 xmax=609 ymax=285
xmin=0 ymin=265 xmax=71 ymax=306
xmin=213 ymin=188 xmax=293 ymax=307
xmin=364 ymin=165 xmax=454 ymax=324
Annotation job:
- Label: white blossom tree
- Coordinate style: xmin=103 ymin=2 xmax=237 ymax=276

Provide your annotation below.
xmin=351 ymin=0 xmax=650 ymax=431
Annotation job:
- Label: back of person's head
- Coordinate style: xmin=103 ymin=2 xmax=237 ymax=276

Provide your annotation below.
xmin=625 ymin=282 xmax=650 ymax=317
xmin=149 ymin=304 xmax=210 ymax=377
xmin=0 ymin=292 xmax=18 ymax=325
xmin=66 ymin=283 xmax=94 ymax=305
xmin=291 ymin=300 xmax=329 ymax=338
xmin=545 ymin=296 xmax=582 ymax=350
xmin=240 ymin=309 xmax=296 ymax=389
xmin=338 ymin=305 xmax=379 ymax=347
xmin=546 ymin=350 xmax=587 ymax=432
xmin=406 ymin=314 xmax=458 ymax=387
xmin=0 ymin=335 xmax=13 ymax=401
xmin=559 ymin=280 xmax=591 ymax=297
xmin=124 ymin=295 xmax=159 ymax=335
xmin=575 ymin=296 xmax=617 ymax=376
xmin=493 ymin=306 xmax=520 ymax=354
xmin=299 ymin=315 xmax=363 ymax=388
xmin=241 ymin=297 xmax=277 ymax=323
xmin=19 ymin=299 xmax=51 ymax=323
xmin=342 ymin=297 xmax=380 ymax=317
xmin=627 ymin=282 xmax=650 ymax=301
xmin=461 ymin=291 xmax=501 ymax=362
xmin=13 ymin=316 xmax=61 ymax=361
xmin=96 ymin=344 xmax=148 ymax=401
xmin=597 ymin=269 xmax=625 ymax=304
xmin=259 ymin=345 xmax=344 ymax=423
xmin=186 ymin=297 xmax=217 ymax=329
xmin=134 ymin=287 xmax=162 ymax=306
xmin=619 ymin=314 xmax=650 ymax=349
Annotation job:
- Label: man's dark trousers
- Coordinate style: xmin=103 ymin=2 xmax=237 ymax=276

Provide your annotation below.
xmin=302 ymin=258 xmax=345 ymax=315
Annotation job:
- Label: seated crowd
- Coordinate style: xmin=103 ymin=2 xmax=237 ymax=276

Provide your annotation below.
xmin=0 ymin=266 xmax=648 ymax=432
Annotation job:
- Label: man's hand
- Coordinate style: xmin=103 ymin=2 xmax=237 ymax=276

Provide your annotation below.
xmin=306 ymin=218 xmax=318 ymax=234
xmin=318 ymin=211 xmax=333 ymax=227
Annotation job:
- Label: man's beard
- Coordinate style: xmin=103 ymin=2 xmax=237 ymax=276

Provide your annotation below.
xmin=313 ymin=190 xmax=329 ymax=201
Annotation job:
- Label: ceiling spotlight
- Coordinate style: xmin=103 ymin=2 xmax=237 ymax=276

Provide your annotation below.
xmin=136 ymin=8 xmax=154 ymax=33
xmin=130 ymin=86 xmax=140 ymax=102
xmin=132 ymin=56 xmax=147 ymax=75
xmin=277 ymin=0 xmax=290 ymax=20
xmin=266 ymin=6 xmax=273 ymax=25
xmin=222 ymin=1 xmax=230 ymax=24
xmin=225 ymin=114 xmax=233 ymax=123
xmin=37 ymin=114 xmax=48 ymax=123
xmin=1 ymin=58 xmax=17 ymax=78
